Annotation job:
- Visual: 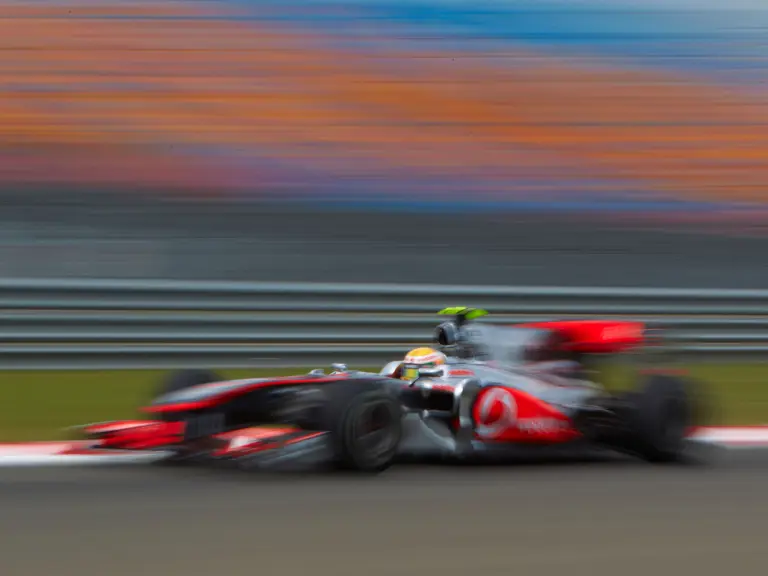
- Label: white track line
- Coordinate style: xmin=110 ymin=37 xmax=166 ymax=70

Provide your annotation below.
xmin=0 ymin=442 xmax=170 ymax=466
xmin=0 ymin=452 xmax=172 ymax=466
xmin=0 ymin=427 xmax=764 ymax=467
xmin=688 ymin=427 xmax=768 ymax=446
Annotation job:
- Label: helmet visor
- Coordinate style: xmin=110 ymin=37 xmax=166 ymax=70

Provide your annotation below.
xmin=402 ymin=361 xmax=440 ymax=380
xmin=402 ymin=364 xmax=420 ymax=380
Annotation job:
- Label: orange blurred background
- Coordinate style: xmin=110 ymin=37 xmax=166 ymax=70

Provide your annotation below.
xmin=2 ymin=0 xmax=768 ymax=215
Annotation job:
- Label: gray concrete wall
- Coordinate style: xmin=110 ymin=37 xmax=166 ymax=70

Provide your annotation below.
xmin=0 ymin=192 xmax=764 ymax=287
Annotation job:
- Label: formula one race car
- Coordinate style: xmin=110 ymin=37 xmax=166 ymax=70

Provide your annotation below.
xmin=77 ymin=308 xmax=707 ymax=472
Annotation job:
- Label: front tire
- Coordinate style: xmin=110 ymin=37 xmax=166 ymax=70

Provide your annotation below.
xmin=321 ymin=382 xmax=404 ymax=473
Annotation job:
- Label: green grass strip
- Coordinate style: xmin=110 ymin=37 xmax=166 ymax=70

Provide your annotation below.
xmin=0 ymin=363 xmax=765 ymax=441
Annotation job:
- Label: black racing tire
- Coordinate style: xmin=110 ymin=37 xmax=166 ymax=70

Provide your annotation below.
xmin=629 ymin=374 xmax=692 ymax=463
xmin=320 ymin=381 xmax=404 ymax=473
xmin=159 ymin=369 xmax=222 ymax=396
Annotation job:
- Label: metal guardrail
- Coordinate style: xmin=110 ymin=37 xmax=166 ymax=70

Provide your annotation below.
xmin=0 ymin=278 xmax=767 ymax=369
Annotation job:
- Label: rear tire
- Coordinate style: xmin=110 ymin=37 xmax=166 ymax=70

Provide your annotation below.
xmin=629 ymin=374 xmax=692 ymax=463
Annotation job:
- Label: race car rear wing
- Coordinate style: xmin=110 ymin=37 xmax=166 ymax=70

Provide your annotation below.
xmin=516 ymin=319 xmax=647 ymax=354
xmin=436 ymin=309 xmax=654 ymax=355
xmin=435 ymin=309 xmax=675 ymax=363
xmin=519 ymin=320 xmax=683 ymax=380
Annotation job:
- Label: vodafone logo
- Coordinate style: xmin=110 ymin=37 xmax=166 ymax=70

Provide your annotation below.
xmin=474 ymin=388 xmax=517 ymax=439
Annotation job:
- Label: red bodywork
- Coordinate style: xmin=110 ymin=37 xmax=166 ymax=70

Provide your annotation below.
xmin=517 ymin=319 xmax=646 ymax=354
xmin=82 ymin=420 xmax=323 ymax=455
xmin=82 ymin=420 xmax=185 ymax=450
xmin=209 ymin=428 xmax=326 ymax=458
xmin=470 ymin=386 xmax=581 ymax=443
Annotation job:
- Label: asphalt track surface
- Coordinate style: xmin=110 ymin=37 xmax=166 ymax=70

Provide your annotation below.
xmin=2 ymin=447 xmax=768 ymax=576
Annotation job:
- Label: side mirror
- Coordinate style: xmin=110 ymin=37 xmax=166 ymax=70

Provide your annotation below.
xmin=308 ymin=368 xmax=325 ymax=376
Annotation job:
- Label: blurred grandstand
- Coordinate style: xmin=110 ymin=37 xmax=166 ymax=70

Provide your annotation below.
xmin=1 ymin=0 xmax=768 ymax=285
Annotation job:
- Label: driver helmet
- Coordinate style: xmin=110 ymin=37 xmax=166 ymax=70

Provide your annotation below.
xmin=401 ymin=347 xmax=447 ymax=381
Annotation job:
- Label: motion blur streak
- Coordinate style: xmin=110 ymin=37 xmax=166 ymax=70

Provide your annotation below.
xmin=2 ymin=0 xmax=768 ymax=212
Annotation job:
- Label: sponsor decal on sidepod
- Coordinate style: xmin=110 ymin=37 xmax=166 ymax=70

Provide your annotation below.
xmin=474 ymin=388 xmax=568 ymax=438
xmin=475 ymin=388 xmax=517 ymax=439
